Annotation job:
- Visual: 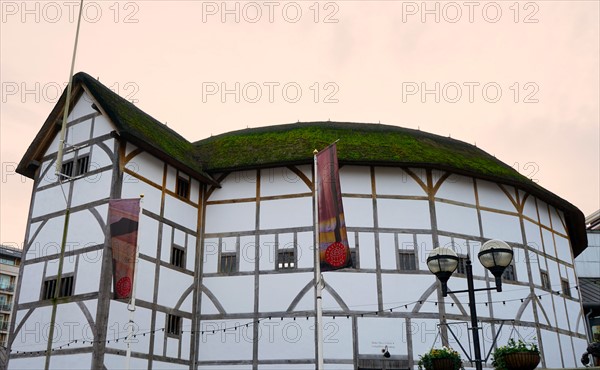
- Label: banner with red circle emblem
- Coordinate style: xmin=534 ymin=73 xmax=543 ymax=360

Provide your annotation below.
xmin=316 ymin=143 xmax=351 ymax=271
xmin=109 ymin=198 xmax=140 ymax=300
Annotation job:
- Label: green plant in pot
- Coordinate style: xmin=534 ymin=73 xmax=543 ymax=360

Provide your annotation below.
xmin=418 ymin=347 xmax=464 ymax=370
xmin=492 ymin=338 xmax=540 ymax=370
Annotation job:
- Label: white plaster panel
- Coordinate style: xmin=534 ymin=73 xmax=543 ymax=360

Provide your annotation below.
xmin=554 ymin=234 xmax=572 ymax=263
xmin=259 ymin=197 xmax=312 ymax=230
xmin=240 ymin=235 xmax=256 ymax=272
xmin=31 ymin=184 xmax=72 ymax=218
xmin=205 ymin=202 xmax=256 ymax=234
xmin=74 ymin=250 xmax=103 ymax=294
xmin=259 ymin=273 xmax=313 ymax=312
xmin=512 ymin=247 xmax=529 ymax=283
xmin=166 ymin=337 xmax=178 ymax=358
xmin=291 ymin=289 xmax=314 ymax=312
xmin=181 ymin=318 xmax=192 ymax=359
xmin=203 ymin=238 xmax=219 ymax=274
xmin=121 ymin=180 xmax=162 ymax=216
xmin=209 ymin=171 xmax=258 ymax=201
xmin=259 ymin=234 xmax=275 ymax=271
xmin=397 ymin=233 xmax=414 ymax=252
xmin=540 ymin=329 xmax=562 ymax=367
xmin=257 ymin=318 xmax=315 ymax=360
xmin=322 ymin=316 xmax=353 ymax=359
xmin=279 ymin=233 xmax=294 ymax=249
xmin=67 ymin=91 xmax=95 ymax=121
xmin=537 ymin=200 xmax=552 ymax=228
xmin=550 ymin=207 xmax=566 ymax=234
xmin=66 ymin=209 xmax=106 ymax=249
xmin=480 ymin=211 xmax=522 ymax=243
xmin=139 ymin=215 xmax=159 ymax=259
xmin=200 ymin=292 xmax=219 ymax=315
xmin=17 ymin=262 xmax=44 ymax=303
xmin=104 ymin=355 xmax=147 ymax=370
xmin=476 ymin=180 xmax=517 ymax=212
xmin=344 ymin=197 xmax=373 ymax=228
xmin=26 ymin=215 xmax=65 ymax=261
xmin=297 ymin=231 xmax=314 ymax=269
xmin=523 ymin=220 xmax=542 ymax=252
xmin=157 ymin=266 xmax=194 ymax=308
xmin=411 ymin=168 xmax=429 ymax=186
xmin=324 ymin=273 xmax=377 ymax=312
xmin=546 ymin=259 xmax=561 ymax=290
xmin=379 ymin=233 xmax=397 ymax=270
xmin=45 ymin=130 xmax=61 ymax=156
xmin=52 ymin=302 xmax=93 ymax=344
xmin=381 ymin=274 xmax=437 ymax=307
xmin=127 ymin=150 xmax=165 ymax=186
xmin=5 ymin=357 xmax=47 ymax=370
xmin=377 ymin=199 xmax=430 ymax=230
xmin=106 ymin=301 xmax=152 ymax=354
xmin=181 ymin=294 xmax=193 ymax=313
xmin=374 ymin=167 xmax=426 ymax=196
xmin=489 ymin=282 xmax=532 ymax=320
xmin=166 ymin=165 xmax=177 ymax=193
xmin=90 ymin=140 xmax=114 ymax=168
xmin=357 ymin=317 xmax=408 ymax=355
xmin=410 ymin=319 xmax=443 ymax=359
xmin=339 ymin=165 xmax=372 ymax=194
xmin=435 ymin=174 xmax=475 ymax=204
xmin=522 ymin=193 xmax=538 ymax=220
xmin=416 ymin=234 xmax=434 ymax=271
xmin=71 ymin=170 xmax=112 ymax=207
xmin=190 ymin=179 xmax=200 ymax=204
xmin=92 ymin=114 xmax=115 ymax=137
xmin=11 ymin=306 xmax=54 ymax=352
xmin=135 ymin=259 xmax=156 ymax=303
xmin=186 ymin=234 xmax=197 ymax=271
xmin=435 ymin=202 xmax=479 ymax=237
xmin=154 ymin=311 xmax=165 ymax=354
xmin=541 ymin=228 xmax=557 ymax=258
xmin=560 ymin=334 xmax=576 ymax=367
xmin=37 ymin=158 xmax=59 ymax=187
xmin=573 ymin=335 xmax=589 ymax=358
xmin=203 ymin=276 xmax=255 ymax=313
xmin=49 ymin=354 xmax=93 ymax=370
xmin=566 ymin=267 xmax=579 ymax=300
xmin=197 ymin=319 xmax=254 ymax=361
xmin=164 ymin=195 xmax=198 ymax=231
xmin=67 ymin=118 xmax=93 ymax=145
xmin=358 ymin=232 xmax=376 ymax=269
xmin=260 ymin=167 xmax=311 ymax=196
xmin=160 ymin=225 xmax=172 ymax=263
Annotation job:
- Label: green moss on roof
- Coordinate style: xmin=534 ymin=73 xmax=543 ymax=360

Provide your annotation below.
xmin=193 ymin=122 xmax=527 ymax=183
xmin=75 ymin=72 xmax=210 ymax=181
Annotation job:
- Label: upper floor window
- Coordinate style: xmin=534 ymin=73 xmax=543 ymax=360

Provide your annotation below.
xmin=540 ymin=270 xmax=551 ymax=290
xmin=350 ymin=249 xmax=358 ymax=268
xmin=561 ymin=278 xmax=571 ymax=297
xmin=61 ymin=161 xmax=74 ymax=178
xmin=502 ymin=264 xmax=516 ymax=281
xmin=171 ymin=245 xmax=185 ymax=269
xmin=42 ymin=275 xmax=74 ymax=300
xmin=456 ymin=256 xmax=468 ymax=275
xmin=76 ymin=155 xmax=90 ymax=175
xmin=176 ymin=177 xmax=190 ymax=199
xmin=398 ymin=250 xmax=417 ymax=271
xmin=277 ymin=250 xmax=295 ymax=270
xmin=220 ymin=253 xmax=237 ymax=274
xmin=166 ymin=314 xmax=181 ymax=336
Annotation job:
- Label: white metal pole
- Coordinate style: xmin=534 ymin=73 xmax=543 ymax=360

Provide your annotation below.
xmin=313 ymin=151 xmax=324 ymax=370
xmin=125 ymin=195 xmax=143 ymax=370
xmin=55 ymin=0 xmax=84 ymax=177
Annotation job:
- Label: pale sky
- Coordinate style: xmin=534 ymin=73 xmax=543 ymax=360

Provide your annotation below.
xmin=1 ymin=1 xmax=599 ymax=248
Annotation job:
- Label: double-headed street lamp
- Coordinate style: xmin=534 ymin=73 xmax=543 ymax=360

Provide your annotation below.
xmin=427 ymin=240 xmax=514 ymax=370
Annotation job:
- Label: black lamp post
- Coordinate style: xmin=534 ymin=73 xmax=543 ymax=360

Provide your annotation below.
xmin=426 ymin=240 xmax=514 ymax=370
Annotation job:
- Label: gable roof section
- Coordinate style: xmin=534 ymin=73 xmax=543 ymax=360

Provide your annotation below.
xmin=17 ymin=72 xmax=216 ymax=185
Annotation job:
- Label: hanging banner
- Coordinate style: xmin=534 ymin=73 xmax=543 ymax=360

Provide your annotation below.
xmin=317 ymin=143 xmax=351 ymax=271
xmin=109 ymin=198 xmax=140 ymax=299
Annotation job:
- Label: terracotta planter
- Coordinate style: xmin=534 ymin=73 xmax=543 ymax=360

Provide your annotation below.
xmin=431 ymin=358 xmax=458 ymax=370
xmin=504 ymin=352 xmax=541 ymax=370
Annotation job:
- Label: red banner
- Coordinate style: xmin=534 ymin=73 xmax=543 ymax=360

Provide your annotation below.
xmin=317 ymin=143 xmax=351 ymax=271
xmin=109 ymin=199 xmax=140 ymax=299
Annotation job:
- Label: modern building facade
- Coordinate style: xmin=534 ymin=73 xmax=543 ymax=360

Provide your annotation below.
xmin=6 ymin=72 xmax=590 ymax=370
xmin=1 ymin=245 xmax=22 ymax=370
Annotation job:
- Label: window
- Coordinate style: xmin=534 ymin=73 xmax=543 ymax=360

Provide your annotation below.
xmin=350 ymin=249 xmax=358 ymax=268
xmin=398 ymin=250 xmax=417 ymax=271
xmin=561 ymin=279 xmax=571 ymax=297
xmin=166 ymin=314 xmax=181 ymax=336
xmin=61 ymin=161 xmax=73 ymax=178
xmin=76 ymin=155 xmax=90 ymax=175
xmin=220 ymin=253 xmax=236 ymax=274
xmin=42 ymin=275 xmax=74 ymax=300
xmin=176 ymin=177 xmax=190 ymax=199
xmin=456 ymin=256 xmax=468 ymax=275
xmin=171 ymin=245 xmax=185 ymax=268
xmin=540 ymin=270 xmax=551 ymax=290
xmin=277 ymin=250 xmax=295 ymax=270
xmin=502 ymin=264 xmax=516 ymax=281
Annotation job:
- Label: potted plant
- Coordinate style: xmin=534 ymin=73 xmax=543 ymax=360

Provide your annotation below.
xmin=492 ymin=338 xmax=540 ymax=370
xmin=418 ymin=347 xmax=464 ymax=370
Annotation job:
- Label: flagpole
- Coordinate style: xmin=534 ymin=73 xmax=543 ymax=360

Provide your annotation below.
xmin=126 ymin=195 xmax=143 ymax=370
xmin=313 ymin=150 xmax=324 ymax=370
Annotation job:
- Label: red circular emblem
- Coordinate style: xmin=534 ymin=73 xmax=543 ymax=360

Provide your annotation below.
xmin=325 ymin=242 xmax=348 ymax=267
xmin=116 ymin=277 xmax=132 ymax=297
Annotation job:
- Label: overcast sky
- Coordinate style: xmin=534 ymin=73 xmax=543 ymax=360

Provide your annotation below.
xmin=1 ymin=0 xmax=598 ymax=248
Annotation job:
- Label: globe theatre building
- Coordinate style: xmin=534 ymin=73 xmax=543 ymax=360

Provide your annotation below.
xmin=6 ymin=72 xmax=589 ymax=370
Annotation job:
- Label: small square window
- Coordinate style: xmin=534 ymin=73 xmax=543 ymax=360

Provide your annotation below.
xmin=350 ymin=249 xmax=357 ymax=268
xmin=220 ymin=253 xmax=236 ymax=274
xmin=398 ymin=251 xmax=417 ymax=271
xmin=61 ymin=161 xmax=74 ymax=179
xmin=561 ymin=279 xmax=571 ymax=297
xmin=42 ymin=279 xmax=57 ymax=300
xmin=176 ymin=177 xmax=190 ymax=199
xmin=166 ymin=314 xmax=181 ymax=336
xmin=76 ymin=155 xmax=90 ymax=176
xmin=171 ymin=245 xmax=185 ymax=269
xmin=42 ymin=275 xmax=74 ymax=300
xmin=502 ymin=264 xmax=516 ymax=281
xmin=540 ymin=270 xmax=551 ymax=290
xmin=277 ymin=250 xmax=295 ymax=270
xmin=456 ymin=256 xmax=468 ymax=275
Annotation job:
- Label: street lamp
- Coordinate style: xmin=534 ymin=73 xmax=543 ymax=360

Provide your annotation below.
xmin=426 ymin=240 xmax=514 ymax=370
